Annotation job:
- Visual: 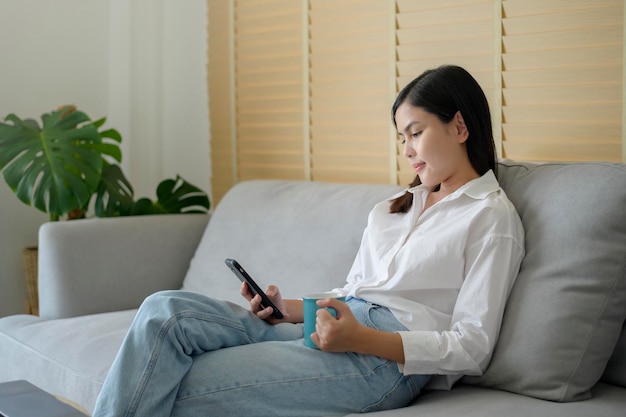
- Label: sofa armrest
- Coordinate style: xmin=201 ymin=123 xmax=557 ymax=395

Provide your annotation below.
xmin=38 ymin=214 xmax=209 ymax=319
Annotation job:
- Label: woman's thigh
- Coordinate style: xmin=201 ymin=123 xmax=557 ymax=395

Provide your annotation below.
xmin=172 ymin=306 xmax=427 ymax=417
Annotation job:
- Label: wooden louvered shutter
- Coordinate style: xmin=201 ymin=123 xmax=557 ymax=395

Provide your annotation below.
xmin=501 ymin=0 xmax=624 ymax=162
xmin=395 ymin=0 xmax=499 ymax=185
xmin=308 ymin=0 xmax=394 ymax=183
xmin=208 ymin=0 xmax=235 ymax=201
xmin=208 ymin=1 xmax=625 ymax=204
xmin=234 ymin=0 xmax=306 ymax=182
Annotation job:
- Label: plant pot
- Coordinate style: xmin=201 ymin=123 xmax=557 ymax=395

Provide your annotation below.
xmin=22 ymin=246 xmax=38 ymax=315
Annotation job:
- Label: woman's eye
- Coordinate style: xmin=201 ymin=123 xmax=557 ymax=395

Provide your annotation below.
xmin=412 ymin=131 xmax=422 ymax=138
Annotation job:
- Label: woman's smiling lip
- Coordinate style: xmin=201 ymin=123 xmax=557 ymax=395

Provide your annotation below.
xmin=412 ymin=162 xmax=426 ymax=172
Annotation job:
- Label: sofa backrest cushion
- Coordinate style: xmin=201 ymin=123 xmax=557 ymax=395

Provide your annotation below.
xmin=181 ymin=180 xmax=402 ymax=307
xmin=464 ymin=161 xmax=626 ymax=401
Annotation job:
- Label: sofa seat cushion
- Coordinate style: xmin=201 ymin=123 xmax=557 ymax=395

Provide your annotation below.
xmin=464 ymin=162 xmax=626 ymax=401
xmin=0 ymin=310 xmax=136 ymax=413
xmin=341 ymin=383 xmax=626 ymax=417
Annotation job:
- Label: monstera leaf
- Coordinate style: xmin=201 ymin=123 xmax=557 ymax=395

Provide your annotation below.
xmin=0 ymin=106 xmax=122 ymax=220
xmin=130 ymin=176 xmax=210 ymax=215
xmin=1 ymin=106 xmax=210 ymax=222
xmin=94 ymin=162 xmax=135 ymax=217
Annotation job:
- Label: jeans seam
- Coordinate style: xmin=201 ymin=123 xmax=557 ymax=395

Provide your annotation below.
xmin=125 ymin=311 xmax=251 ymax=416
xmin=176 ymin=373 xmax=360 ymax=402
xmin=125 ymin=315 xmax=179 ymax=417
xmin=175 ymin=358 xmax=394 ymax=403
xmin=360 ymin=364 xmax=407 ymax=413
xmin=177 ymin=311 xmax=250 ymax=338
xmin=407 ymin=374 xmax=429 ymax=397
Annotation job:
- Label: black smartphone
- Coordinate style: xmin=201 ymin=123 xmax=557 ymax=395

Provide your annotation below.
xmin=224 ymin=258 xmax=284 ymax=319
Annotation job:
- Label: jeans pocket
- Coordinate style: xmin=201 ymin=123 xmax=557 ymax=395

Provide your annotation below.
xmin=366 ymin=304 xmax=408 ymax=333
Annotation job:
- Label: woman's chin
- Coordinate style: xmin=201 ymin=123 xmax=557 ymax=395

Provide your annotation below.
xmin=417 ymin=175 xmax=437 ymax=189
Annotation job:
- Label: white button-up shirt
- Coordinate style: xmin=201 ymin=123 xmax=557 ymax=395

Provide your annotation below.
xmin=334 ymin=170 xmax=525 ymax=389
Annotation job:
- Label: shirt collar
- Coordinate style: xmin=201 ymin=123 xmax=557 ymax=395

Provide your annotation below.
xmin=408 ymin=169 xmax=500 ymax=200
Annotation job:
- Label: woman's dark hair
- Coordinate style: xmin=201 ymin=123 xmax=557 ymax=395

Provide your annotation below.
xmin=389 ymin=65 xmax=496 ymax=213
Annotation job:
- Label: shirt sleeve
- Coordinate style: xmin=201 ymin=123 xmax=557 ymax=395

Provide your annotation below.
xmin=397 ymin=234 xmax=524 ymax=376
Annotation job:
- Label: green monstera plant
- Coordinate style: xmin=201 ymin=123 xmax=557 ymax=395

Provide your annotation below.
xmin=1 ymin=105 xmax=210 ymax=315
xmin=0 ymin=105 xmax=210 ymax=221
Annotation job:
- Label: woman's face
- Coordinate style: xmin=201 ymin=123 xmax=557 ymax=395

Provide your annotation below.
xmin=395 ymin=102 xmax=474 ymax=191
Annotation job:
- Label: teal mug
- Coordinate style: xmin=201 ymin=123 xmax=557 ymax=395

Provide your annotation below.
xmin=302 ymin=292 xmax=346 ymax=349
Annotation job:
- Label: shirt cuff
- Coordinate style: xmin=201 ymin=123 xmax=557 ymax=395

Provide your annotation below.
xmin=397 ymin=331 xmax=442 ymax=375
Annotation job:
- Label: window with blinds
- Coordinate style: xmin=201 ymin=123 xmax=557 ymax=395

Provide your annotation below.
xmin=395 ymin=0 xmax=498 ymax=185
xmin=234 ymin=0 xmax=306 ymax=182
xmin=207 ymin=0 xmax=235 ymax=201
xmin=501 ymin=0 xmax=624 ymax=162
xmin=207 ymin=0 xmax=625 ymax=203
xmin=309 ymin=0 xmax=393 ymax=184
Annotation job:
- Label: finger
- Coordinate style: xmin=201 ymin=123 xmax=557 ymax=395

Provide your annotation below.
xmin=317 ymin=297 xmax=343 ymax=309
xmin=256 ymin=305 xmax=274 ymax=320
xmin=266 ymin=285 xmax=279 ymax=298
xmin=316 ymin=308 xmax=335 ymax=322
xmin=249 ymin=294 xmax=263 ymax=311
xmin=240 ymin=282 xmax=253 ymax=300
xmin=310 ymin=331 xmax=321 ymax=349
xmin=317 ymin=299 xmax=349 ymax=318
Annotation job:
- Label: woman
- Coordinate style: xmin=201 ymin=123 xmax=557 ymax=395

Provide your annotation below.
xmin=93 ymin=65 xmax=524 ymax=417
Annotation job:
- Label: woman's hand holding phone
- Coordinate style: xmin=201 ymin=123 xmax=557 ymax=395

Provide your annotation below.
xmin=226 ymin=258 xmax=304 ymax=324
xmin=240 ymin=282 xmax=289 ymax=324
xmin=226 ymin=258 xmax=285 ymax=320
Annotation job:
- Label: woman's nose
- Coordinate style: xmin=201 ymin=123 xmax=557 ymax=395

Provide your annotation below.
xmin=403 ymin=141 xmax=415 ymax=159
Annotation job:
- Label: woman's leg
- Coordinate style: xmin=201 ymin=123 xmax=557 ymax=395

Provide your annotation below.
xmin=171 ymin=340 xmax=429 ymax=417
xmin=92 ymin=290 xmax=303 ymax=417
xmin=168 ymin=298 xmax=430 ymax=417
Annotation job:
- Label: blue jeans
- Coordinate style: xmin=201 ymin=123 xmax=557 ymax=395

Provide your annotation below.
xmin=92 ymin=291 xmax=429 ymax=417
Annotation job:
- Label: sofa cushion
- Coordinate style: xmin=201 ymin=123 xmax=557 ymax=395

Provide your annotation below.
xmin=464 ymin=161 xmax=626 ymax=401
xmin=181 ymin=180 xmax=403 ymax=306
xmin=0 ymin=310 xmax=135 ymax=413
xmin=602 ymin=323 xmax=626 ymax=387
xmin=344 ymin=383 xmax=626 ymax=417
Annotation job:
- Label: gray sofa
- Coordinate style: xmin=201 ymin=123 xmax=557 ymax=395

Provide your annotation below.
xmin=0 ymin=160 xmax=625 ymax=416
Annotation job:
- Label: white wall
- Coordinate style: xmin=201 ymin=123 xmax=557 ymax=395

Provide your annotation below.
xmin=0 ymin=0 xmax=211 ymax=317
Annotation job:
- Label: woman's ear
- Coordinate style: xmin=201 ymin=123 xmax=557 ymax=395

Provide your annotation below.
xmin=453 ymin=111 xmax=470 ymax=143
